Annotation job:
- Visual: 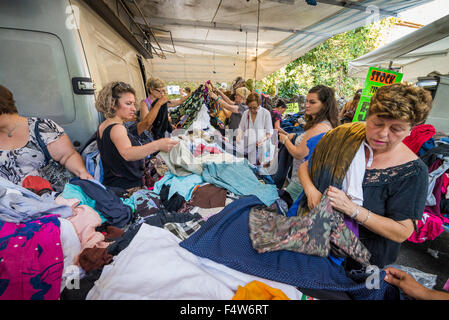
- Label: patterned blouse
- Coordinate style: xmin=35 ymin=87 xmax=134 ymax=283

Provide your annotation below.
xmin=0 ymin=117 xmax=65 ymax=184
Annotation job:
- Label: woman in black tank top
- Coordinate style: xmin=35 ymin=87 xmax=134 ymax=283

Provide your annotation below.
xmin=95 ymin=81 xmax=178 ymax=190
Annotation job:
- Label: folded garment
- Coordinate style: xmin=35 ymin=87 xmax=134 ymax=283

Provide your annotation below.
xmin=249 ymin=192 xmax=371 ymax=267
xmin=232 ymin=280 xmax=290 ymax=300
xmin=190 ymin=184 xmax=228 ymax=208
xmin=0 ymin=177 xmax=73 ymax=224
xmin=0 ymin=215 xmax=64 ymax=300
xmin=153 ymin=172 xmax=204 ymax=202
xmin=78 ymin=247 xmax=113 ymax=273
xmin=179 ymin=196 xmax=401 ymax=300
xmin=202 ymin=160 xmax=279 ymax=207
xmin=68 ymin=179 xmax=133 ymax=228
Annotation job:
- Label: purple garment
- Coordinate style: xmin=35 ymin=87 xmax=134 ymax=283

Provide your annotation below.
xmin=344 ymin=216 xmax=359 ymax=238
xmin=0 ymin=215 xmax=64 ymax=300
xmin=144 ymin=96 xmax=153 ymax=109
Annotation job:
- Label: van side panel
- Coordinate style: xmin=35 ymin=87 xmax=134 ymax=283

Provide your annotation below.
xmin=0 ymin=0 xmax=99 ymax=147
xmin=72 ymin=0 xmax=148 ymax=103
xmin=0 ymin=0 xmax=152 ymax=147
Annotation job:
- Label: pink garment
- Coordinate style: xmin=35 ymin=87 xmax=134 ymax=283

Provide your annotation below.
xmin=443 ymin=278 xmax=449 ymax=292
xmin=54 ymin=195 xmax=81 ymax=209
xmin=408 ymin=212 xmax=449 ymax=243
xmin=0 ymin=215 xmax=64 ymax=300
xmin=67 ymin=205 xmax=109 ymax=265
xmin=193 ymin=144 xmax=223 ymax=157
xmin=442 ymin=173 xmax=449 ymax=195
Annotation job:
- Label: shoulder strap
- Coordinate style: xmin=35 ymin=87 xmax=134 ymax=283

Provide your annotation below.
xmin=34 ymin=119 xmax=51 ymax=165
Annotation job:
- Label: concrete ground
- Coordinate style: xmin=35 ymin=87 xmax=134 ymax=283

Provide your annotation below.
xmin=395 ymin=228 xmax=449 ymax=291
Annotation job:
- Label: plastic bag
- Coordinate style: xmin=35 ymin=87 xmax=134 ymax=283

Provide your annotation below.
xmin=385 ymin=264 xmax=437 ymax=290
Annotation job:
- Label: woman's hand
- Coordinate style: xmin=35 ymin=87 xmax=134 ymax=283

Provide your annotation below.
xmin=79 ymin=171 xmax=94 ymax=180
xmin=327 ymin=186 xmax=357 ymax=216
xmin=305 ymin=187 xmax=322 ymax=211
xmin=279 ymin=132 xmax=288 ymax=144
xmin=384 ymin=267 xmax=430 ymax=300
xmin=157 ymin=95 xmax=169 ymax=106
xmin=157 ymin=138 xmax=179 ymax=152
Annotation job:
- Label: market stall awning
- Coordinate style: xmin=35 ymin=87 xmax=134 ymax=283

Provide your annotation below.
xmin=126 ymin=0 xmax=432 ymax=82
xmin=349 ymin=12 xmax=449 ymax=82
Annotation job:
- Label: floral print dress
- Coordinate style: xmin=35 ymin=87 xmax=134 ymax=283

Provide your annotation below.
xmin=0 ymin=117 xmax=65 ymax=185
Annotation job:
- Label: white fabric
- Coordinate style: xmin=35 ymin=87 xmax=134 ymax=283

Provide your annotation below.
xmin=349 ymin=14 xmax=449 ymax=82
xmin=58 ymin=217 xmax=83 ymax=293
xmin=341 ymin=141 xmax=373 ymax=206
xmin=143 ymin=1 xmax=427 ymax=82
xmin=86 ymin=223 xmax=303 ymax=300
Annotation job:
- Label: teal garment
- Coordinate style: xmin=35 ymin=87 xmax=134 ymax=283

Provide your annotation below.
xmin=153 ymin=172 xmax=204 ymax=201
xmin=121 ymin=197 xmax=136 ymax=212
xmin=201 ymin=160 xmax=279 ymax=207
xmin=285 ymin=180 xmax=304 ymax=202
xmin=61 ymin=183 xmax=107 ymax=223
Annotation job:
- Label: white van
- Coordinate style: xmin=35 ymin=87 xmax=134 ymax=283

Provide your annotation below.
xmin=0 ymin=0 xmax=153 ymax=149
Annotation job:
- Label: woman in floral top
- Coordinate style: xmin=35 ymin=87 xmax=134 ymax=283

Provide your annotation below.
xmin=0 ymin=85 xmax=92 ymax=185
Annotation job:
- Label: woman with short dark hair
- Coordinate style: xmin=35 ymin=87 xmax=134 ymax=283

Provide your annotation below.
xmin=298 ymin=82 xmax=433 ymax=268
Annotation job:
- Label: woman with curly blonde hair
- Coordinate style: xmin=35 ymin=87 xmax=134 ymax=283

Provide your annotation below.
xmin=95 ymin=81 xmax=178 ymax=190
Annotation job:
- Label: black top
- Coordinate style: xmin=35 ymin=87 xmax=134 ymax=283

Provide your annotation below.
xmin=96 ymin=123 xmax=144 ymax=189
xmin=228 ymin=103 xmax=248 ymax=130
xmin=150 ymin=98 xmax=173 ymax=140
xmin=357 ymin=158 xmax=428 ymax=268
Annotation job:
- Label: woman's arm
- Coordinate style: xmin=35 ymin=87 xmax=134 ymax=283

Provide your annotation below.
xmin=110 ymin=124 xmax=178 ymax=161
xmin=327 ymin=186 xmax=415 ymax=243
xmin=216 ymin=88 xmax=234 ymax=105
xmin=384 ymin=267 xmax=449 ymax=300
xmin=47 ymin=135 xmax=93 ymax=179
xmin=167 ymin=93 xmax=190 ymax=108
xmin=281 ymin=123 xmax=330 ymax=160
xmin=139 ymin=100 xmax=150 ymax=120
xmin=298 ymin=160 xmax=322 ymax=210
xmin=209 ymin=90 xmax=240 ymax=114
xmin=274 ymin=120 xmax=289 ymax=136
xmin=137 ymin=96 xmax=169 ymax=135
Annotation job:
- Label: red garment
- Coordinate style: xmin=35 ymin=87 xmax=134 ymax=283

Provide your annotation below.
xmin=22 ymin=175 xmax=53 ymax=192
xmin=403 ymin=124 xmax=436 ymax=154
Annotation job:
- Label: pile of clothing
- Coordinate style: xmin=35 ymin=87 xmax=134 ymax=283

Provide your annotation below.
xmin=405 ymin=124 xmax=449 ymax=243
xmin=280 ymin=112 xmax=305 ymax=134
xmin=0 ymin=91 xmax=414 ymax=301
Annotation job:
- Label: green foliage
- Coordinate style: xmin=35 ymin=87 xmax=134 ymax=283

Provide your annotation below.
xmin=261 ymin=17 xmax=398 ymax=99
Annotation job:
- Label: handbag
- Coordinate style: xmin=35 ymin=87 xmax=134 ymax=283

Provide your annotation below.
xmin=34 ymin=119 xmax=75 ymax=192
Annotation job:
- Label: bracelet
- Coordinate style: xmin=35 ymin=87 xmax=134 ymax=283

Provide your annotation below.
xmin=215 ymin=96 xmax=222 ymax=102
xmin=359 ymin=209 xmax=371 ymax=226
xmin=350 ymin=204 xmax=360 ymax=219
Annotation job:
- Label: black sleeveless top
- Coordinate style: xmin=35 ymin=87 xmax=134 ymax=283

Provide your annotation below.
xmin=96 ymin=123 xmax=144 ymax=189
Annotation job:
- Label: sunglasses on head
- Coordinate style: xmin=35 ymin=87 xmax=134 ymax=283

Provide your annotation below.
xmin=112 ymin=81 xmax=131 ymax=91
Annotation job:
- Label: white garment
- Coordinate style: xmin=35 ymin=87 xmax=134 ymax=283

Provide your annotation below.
xmin=86 ymin=224 xmax=303 ymax=300
xmin=58 ymin=217 xmax=83 ymax=293
xmin=290 ymin=132 xmax=306 ymax=184
xmin=341 ymin=141 xmax=373 ymax=206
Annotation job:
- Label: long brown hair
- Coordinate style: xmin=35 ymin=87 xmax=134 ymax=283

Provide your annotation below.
xmin=304 ymin=85 xmax=339 ymax=130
